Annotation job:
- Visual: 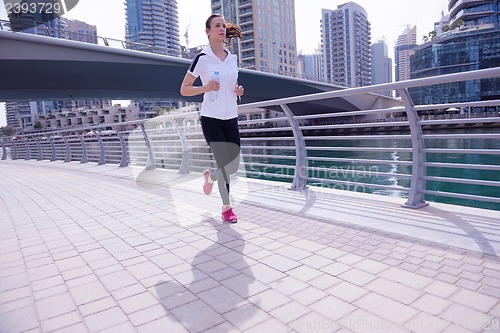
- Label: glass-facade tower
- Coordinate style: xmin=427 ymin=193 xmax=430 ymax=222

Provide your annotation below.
xmin=126 ymin=0 xmax=181 ymax=118
xmin=409 ymin=0 xmax=500 ymax=105
xmin=371 ymin=39 xmax=392 ymax=97
xmin=125 ymin=0 xmax=181 ymax=56
xmin=321 ymin=2 xmax=371 ymax=87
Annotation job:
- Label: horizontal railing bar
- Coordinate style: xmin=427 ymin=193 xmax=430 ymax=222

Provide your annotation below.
xmin=240 ymin=127 xmax=292 ymax=133
xmin=240 ymin=137 xmax=294 ymax=141
xmin=241 ymin=154 xmax=296 ymax=160
xmin=423 ymin=133 xmax=500 ymax=139
xmin=243 ymin=162 xmax=295 ymax=169
xmin=420 ymin=117 xmax=500 ymax=126
xmin=423 ymin=162 xmax=500 ymax=171
xmin=307 ymin=177 xmax=411 ymax=192
xmin=424 ymin=176 xmax=500 ymax=187
xmin=422 ymin=190 xmax=500 ymax=203
xmin=306 ymin=147 xmax=413 ymax=153
xmin=293 ymin=100 xmax=500 ymax=121
xmin=239 ymin=170 xmax=294 ymax=179
xmin=308 ymin=167 xmax=412 ymax=179
xmin=303 ymin=135 xmax=411 ymax=140
xmin=308 ymin=157 xmax=413 ymax=165
xmin=426 ymin=148 xmax=500 ymax=155
xmin=294 ymin=108 xmax=404 ymax=120
xmin=300 ymin=122 xmax=410 ymax=131
xmin=242 ymin=146 xmax=296 ymax=150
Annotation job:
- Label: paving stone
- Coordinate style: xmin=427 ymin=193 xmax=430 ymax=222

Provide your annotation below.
xmin=85 ymin=306 xmax=132 ymax=332
xmin=354 ymin=293 xmax=419 ymax=326
xmin=440 ymin=304 xmax=495 ymax=331
xmin=247 ymin=288 xmax=291 ymax=312
xmin=35 ymin=292 xmax=77 ymax=321
xmin=40 ymin=310 xmax=83 ymax=333
xmin=270 ymin=300 xmax=311 ymax=324
xmin=449 ymin=288 xmax=499 ymax=313
xmin=0 ymin=306 xmax=40 ymax=333
xmin=223 ymin=302 xmax=270 ymax=331
xmin=365 ymin=278 xmax=423 ymax=305
xmin=310 ymin=295 xmax=356 ymax=321
xmin=117 ymin=291 xmax=159 ymax=314
xmin=170 ymin=299 xmax=226 ymax=332
xmin=410 ymin=294 xmax=452 ymax=315
xmin=338 ymin=309 xmax=408 ymax=333
xmin=70 ymin=280 xmax=110 ymax=306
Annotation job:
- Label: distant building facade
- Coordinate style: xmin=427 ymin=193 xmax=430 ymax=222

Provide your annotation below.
xmin=211 ymin=0 xmax=298 ymax=77
xmin=37 ymin=104 xmax=140 ymax=129
xmin=395 ymin=25 xmax=417 ymax=83
xmin=409 ymin=0 xmax=500 ymax=105
xmin=371 ymin=39 xmax=393 ymax=97
xmin=297 ymin=49 xmax=323 ymax=82
xmin=125 ymin=0 xmax=181 ymax=56
xmin=125 ymin=0 xmax=182 ymax=118
xmin=321 ymin=2 xmax=372 ymax=87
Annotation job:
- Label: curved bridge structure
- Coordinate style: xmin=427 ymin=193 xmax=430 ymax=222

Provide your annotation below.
xmin=0 ymin=30 xmax=402 ymax=115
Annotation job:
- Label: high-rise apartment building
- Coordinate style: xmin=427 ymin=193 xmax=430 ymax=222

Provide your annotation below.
xmin=298 ymin=49 xmax=323 ymax=82
xmin=125 ymin=0 xmax=181 ymax=56
xmin=211 ymin=0 xmax=298 ymax=77
xmin=321 ymin=2 xmax=371 ymax=87
xmin=125 ymin=0 xmax=181 ymax=118
xmin=395 ymin=26 xmax=417 ymax=83
xmin=409 ymin=0 xmax=500 ymax=105
xmin=371 ymin=39 xmax=392 ymax=97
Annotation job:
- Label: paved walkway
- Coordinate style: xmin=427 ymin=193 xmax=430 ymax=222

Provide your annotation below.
xmin=0 ymin=160 xmax=499 ymax=333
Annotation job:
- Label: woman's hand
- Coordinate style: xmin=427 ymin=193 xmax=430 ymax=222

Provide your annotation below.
xmin=235 ymin=84 xmax=244 ymax=96
xmin=205 ymin=80 xmax=220 ymax=93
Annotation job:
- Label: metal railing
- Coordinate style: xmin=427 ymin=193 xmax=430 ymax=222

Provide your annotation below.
xmin=1 ymin=67 xmax=500 ymax=210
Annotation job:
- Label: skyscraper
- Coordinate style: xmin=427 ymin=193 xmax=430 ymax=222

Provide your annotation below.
xmin=125 ymin=0 xmax=182 ymax=117
xmin=409 ymin=0 xmax=500 ymax=106
xmin=371 ymin=39 xmax=392 ymax=97
xmin=395 ymin=26 xmax=417 ymax=83
xmin=321 ymin=2 xmax=371 ymax=88
xmin=211 ymin=0 xmax=298 ymax=77
xmin=125 ymin=0 xmax=181 ymax=56
xmin=298 ymin=48 xmax=323 ymax=82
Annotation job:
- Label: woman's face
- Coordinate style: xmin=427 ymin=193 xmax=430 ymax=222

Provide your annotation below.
xmin=206 ymin=17 xmax=226 ymax=43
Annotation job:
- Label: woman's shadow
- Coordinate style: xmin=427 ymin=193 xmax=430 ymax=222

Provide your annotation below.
xmin=154 ymin=214 xmax=257 ymax=332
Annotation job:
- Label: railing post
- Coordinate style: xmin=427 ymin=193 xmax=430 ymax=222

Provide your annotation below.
xmin=63 ymin=135 xmax=71 ymax=162
xmin=36 ymin=137 xmax=43 ymax=160
xmin=95 ymin=132 xmax=106 ymax=165
xmin=1 ymin=139 xmax=6 ymax=160
xmin=24 ymin=138 xmax=30 ymax=160
xmin=140 ymin=123 xmax=155 ymax=170
xmin=113 ymin=128 xmax=129 ymax=167
xmin=49 ymin=137 xmax=56 ymax=161
xmin=75 ymin=131 xmax=88 ymax=163
xmin=11 ymin=138 xmax=18 ymax=160
xmin=169 ymin=119 xmax=190 ymax=174
xmin=399 ymin=88 xmax=429 ymax=208
xmin=280 ymin=104 xmax=308 ymax=190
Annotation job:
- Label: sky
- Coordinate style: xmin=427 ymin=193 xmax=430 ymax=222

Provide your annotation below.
xmin=0 ymin=0 xmax=450 ymax=127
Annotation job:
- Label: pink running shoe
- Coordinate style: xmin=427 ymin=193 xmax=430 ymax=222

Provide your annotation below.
xmin=221 ymin=208 xmax=238 ymax=223
xmin=203 ymin=169 xmax=213 ymax=195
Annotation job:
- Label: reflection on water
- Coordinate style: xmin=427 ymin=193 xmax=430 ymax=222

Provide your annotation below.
xmin=242 ymin=128 xmax=500 ymax=211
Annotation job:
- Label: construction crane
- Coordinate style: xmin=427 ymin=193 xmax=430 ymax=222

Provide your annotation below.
xmin=184 ymin=19 xmax=191 ymax=48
